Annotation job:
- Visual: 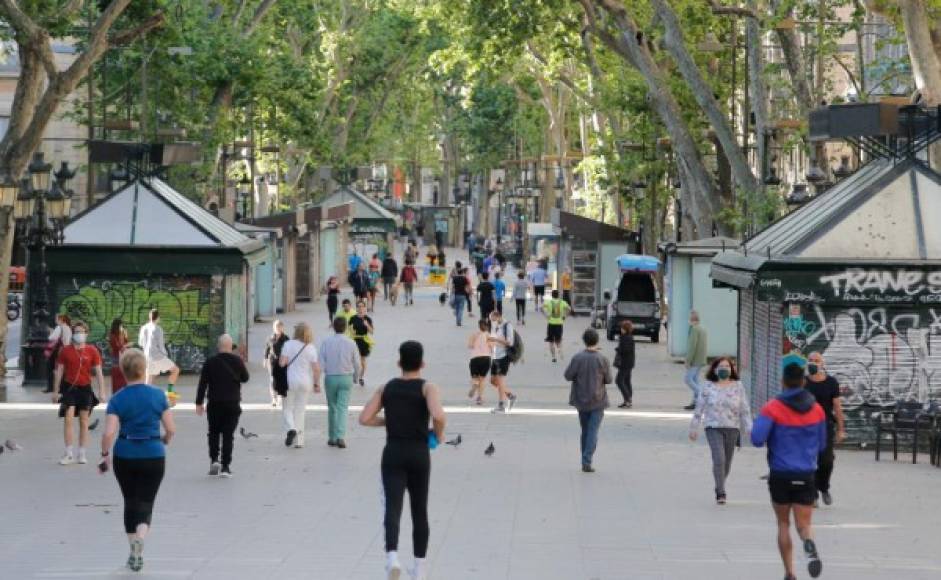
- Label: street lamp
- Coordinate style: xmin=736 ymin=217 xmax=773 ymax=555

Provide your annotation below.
xmin=17 ymin=152 xmax=74 ymax=385
xmin=495 ymin=176 xmax=504 ymax=245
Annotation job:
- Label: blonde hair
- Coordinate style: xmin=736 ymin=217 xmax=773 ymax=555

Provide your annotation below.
xmin=293 ymin=322 xmax=313 ymax=344
xmin=120 ymin=348 xmax=148 ymax=383
xmin=272 ymin=319 xmax=284 ymax=332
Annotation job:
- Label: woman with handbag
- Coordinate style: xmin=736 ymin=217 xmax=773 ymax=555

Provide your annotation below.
xmin=109 ymin=319 xmax=129 ymax=395
xmin=278 ymin=323 xmax=321 ymax=448
xmin=43 ymin=314 xmax=71 ymax=393
xmin=264 ymin=320 xmax=288 ymax=407
xmin=614 ymin=320 xmax=636 ymax=408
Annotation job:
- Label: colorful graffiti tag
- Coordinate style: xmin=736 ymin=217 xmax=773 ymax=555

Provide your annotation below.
xmin=56 ymin=277 xmax=215 ymax=371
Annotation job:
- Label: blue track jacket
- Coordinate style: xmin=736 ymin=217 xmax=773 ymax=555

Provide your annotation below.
xmin=751 ymin=387 xmax=827 ymax=477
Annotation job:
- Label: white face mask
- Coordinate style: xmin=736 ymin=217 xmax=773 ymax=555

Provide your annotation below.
xmin=73 ymin=333 xmax=87 ymax=344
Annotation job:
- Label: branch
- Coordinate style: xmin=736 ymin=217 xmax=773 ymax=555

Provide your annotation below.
xmin=526 ymin=43 xmax=596 ymax=107
xmin=233 ymin=0 xmax=248 ymax=25
xmin=0 ymin=0 xmax=58 ymax=77
xmin=831 ymin=54 xmax=862 ymax=99
xmin=244 ymin=0 xmax=278 ymax=37
xmin=62 ymin=0 xmax=84 ymax=18
xmin=110 ymin=11 xmax=166 ymax=46
xmin=706 ymin=0 xmax=757 ymax=18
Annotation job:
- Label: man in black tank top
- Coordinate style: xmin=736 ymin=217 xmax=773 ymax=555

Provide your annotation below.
xmin=359 ymin=341 xmax=447 ymax=580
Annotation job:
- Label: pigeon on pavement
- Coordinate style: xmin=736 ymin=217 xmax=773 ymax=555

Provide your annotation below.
xmin=484 ymin=442 xmax=495 ymax=456
xmin=445 ymin=434 xmax=462 ymax=447
xmin=239 ymin=427 xmax=259 ymax=439
xmin=88 ymin=418 xmax=100 ymax=431
xmin=5 ymin=439 xmax=22 ymax=451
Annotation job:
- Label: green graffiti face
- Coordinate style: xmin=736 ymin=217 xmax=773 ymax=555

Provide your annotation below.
xmin=58 ymin=280 xmax=211 ymax=350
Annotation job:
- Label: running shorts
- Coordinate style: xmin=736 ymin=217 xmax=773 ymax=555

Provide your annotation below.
xmin=469 ymin=356 xmax=491 ymax=378
xmin=545 ymin=323 xmax=563 ymax=343
xmin=768 ymin=474 xmax=816 ymax=506
xmin=533 ymin=285 xmax=546 ymax=297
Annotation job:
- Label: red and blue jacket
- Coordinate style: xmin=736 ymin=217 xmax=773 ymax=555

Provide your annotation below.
xmin=751 ymin=387 xmax=827 ymax=477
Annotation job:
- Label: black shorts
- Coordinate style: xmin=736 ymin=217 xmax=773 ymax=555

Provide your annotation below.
xmin=545 ymin=323 xmax=563 ymax=343
xmin=469 ymin=356 xmax=491 ymax=378
xmin=768 ymin=475 xmax=816 ymax=506
xmin=534 ymin=285 xmax=546 ymax=297
xmin=491 ymin=356 xmax=510 ymax=377
xmin=59 ymin=384 xmax=98 ymax=416
xmin=355 ymin=338 xmax=372 ymax=357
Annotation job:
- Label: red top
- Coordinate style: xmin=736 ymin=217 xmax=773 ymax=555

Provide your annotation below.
xmin=56 ymin=344 xmax=102 ymax=386
xmin=109 ymin=334 xmax=127 ymax=359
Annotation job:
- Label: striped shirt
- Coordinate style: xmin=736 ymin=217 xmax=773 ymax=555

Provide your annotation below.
xmin=318 ymin=333 xmax=362 ymax=377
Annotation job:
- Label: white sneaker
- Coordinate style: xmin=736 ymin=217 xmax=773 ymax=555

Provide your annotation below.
xmin=410 ymin=559 xmax=428 ymax=580
xmin=59 ymin=453 xmax=75 ymax=465
xmin=77 ymin=450 xmax=87 ymax=464
xmin=386 ymin=558 xmax=402 ymax=580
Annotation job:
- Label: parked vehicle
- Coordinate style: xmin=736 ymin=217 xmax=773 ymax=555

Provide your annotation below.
xmin=7 ymin=293 xmax=21 ymax=321
xmin=605 ymin=254 xmax=661 ymax=343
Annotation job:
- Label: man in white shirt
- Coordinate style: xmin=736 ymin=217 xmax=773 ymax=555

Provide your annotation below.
xmin=318 ymin=317 xmax=362 ymax=448
xmin=138 ymin=309 xmax=180 ymax=391
xmin=488 ymin=309 xmax=518 ymax=413
xmin=528 ymin=263 xmax=549 ymax=311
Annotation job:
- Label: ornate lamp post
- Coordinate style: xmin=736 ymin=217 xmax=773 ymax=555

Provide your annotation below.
xmin=17 ymin=152 xmax=74 ymax=385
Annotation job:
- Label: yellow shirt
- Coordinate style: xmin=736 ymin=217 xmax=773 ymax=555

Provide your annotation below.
xmin=561 ymin=272 xmax=572 ymax=291
xmin=339 ymin=308 xmax=356 ymax=336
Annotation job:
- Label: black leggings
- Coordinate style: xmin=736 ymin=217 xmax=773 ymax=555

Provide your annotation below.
xmin=114 ymin=456 xmax=165 ymax=534
xmin=515 ymin=299 xmax=526 ymax=322
xmin=327 ymin=294 xmax=338 ymax=322
xmin=381 ymin=442 xmax=430 ymax=557
xmin=616 ymin=367 xmax=633 ymax=404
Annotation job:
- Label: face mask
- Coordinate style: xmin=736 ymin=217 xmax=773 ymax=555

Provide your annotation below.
xmin=807 ymin=364 xmax=819 ymax=375
xmin=73 ymin=333 xmax=87 ymax=344
xmin=716 ymin=368 xmax=731 ymax=380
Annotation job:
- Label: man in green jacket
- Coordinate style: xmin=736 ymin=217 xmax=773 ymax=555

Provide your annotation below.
xmin=684 ymin=310 xmax=708 ymax=410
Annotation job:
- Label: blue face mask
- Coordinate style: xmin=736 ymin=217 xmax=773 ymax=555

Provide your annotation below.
xmin=807 ymin=364 xmax=819 ymax=375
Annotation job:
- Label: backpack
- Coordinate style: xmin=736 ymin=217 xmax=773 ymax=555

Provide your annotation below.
xmin=503 ymin=322 xmax=524 ymax=364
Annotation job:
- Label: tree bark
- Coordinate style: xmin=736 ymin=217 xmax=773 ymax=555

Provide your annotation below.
xmin=651 ymin=0 xmax=759 ymax=196
xmin=769 ymin=0 xmax=814 ymax=117
xmin=898 ymin=0 xmax=941 ymax=105
xmin=746 ymin=8 xmax=767 ymax=233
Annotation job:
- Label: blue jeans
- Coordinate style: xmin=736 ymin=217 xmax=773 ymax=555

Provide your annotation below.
xmin=684 ymin=366 xmax=703 ymax=401
xmin=578 ymin=409 xmax=604 ymax=467
xmin=453 ymin=294 xmax=467 ymax=325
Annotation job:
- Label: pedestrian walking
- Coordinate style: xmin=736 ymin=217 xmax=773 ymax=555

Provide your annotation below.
xmin=382 ymin=254 xmax=399 ymax=301
xmin=348 ymin=252 xmax=364 ymax=275
xmin=467 ymin=319 xmax=491 ymax=405
xmin=279 ymin=323 xmax=321 ymax=449
xmin=450 ymin=266 xmax=470 ymax=326
xmin=805 ymin=351 xmax=846 ymax=507
xmin=138 ymin=309 xmax=180 ymax=397
xmin=338 ymin=298 xmax=356 ymax=331
xmin=400 ymin=260 xmax=418 ymax=306
xmin=493 ymin=271 xmax=506 ymax=314
xmin=195 ymin=334 xmax=249 ymax=478
xmin=434 ymin=217 xmax=447 ymax=251
xmin=368 ymin=253 xmax=382 ymax=312
xmin=564 ymin=328 xmax=612 ymax=473
xmin=476 ymin=271 xmax=496 ymax=321
xmin=752 ymin=363 xmax=827 ymax=580
xmin=358 ymin=340 xmax=447 ymax=580
xmin=350 ymin=301 xmax=375 ymax=386
xmin=99 ymin=348 xmax=175 ymax=573
xmin=613 ymin=320 xmax=635 ymax=408
xmin=403 ymin=241 xmax=417 ymax=265
xmin=319 ymin=317 xmax=362 ymax=448
xmin=512 ymin=271 xmax=528 ymax=325
xmin=561 ymin=268 xmax=573 ymax=307
xmin=43 ymin=313 xmax=71 ymax=393
xmin=325 ymin=275 xmax=340 ymax=324
xmin=688 ymin=357 xmax=752 ymax=504
xmin=109 ymin=318 xmax=129 ymax=395
xmin=488 ymin=310 xmax=518 ymax=413
xmin=544 ymin=290 xmax=571 ymax=362
xmin=683 ymin=310 xmax=708 ymax=410
xmin=528 ymin=261 xmax=549 ymax=311
xmin=464 ymin=264 xmax=474 ymax=318
xmin=264 ymin=320 xmax=288 ymax=407
xmin=53 ymin=320 xmax=107 ymax=465
xmin=350 ymin=262 xmax=371 ymax=304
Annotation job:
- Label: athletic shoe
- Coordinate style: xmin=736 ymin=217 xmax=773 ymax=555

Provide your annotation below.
xmin=220 ymin=466 xmax=232 ymax=478
xmin=128 ymin=538 xmax=144 ymax=572
xmin=327 ymin=439 xmax=337 ymax=447
xmin=336 ymin=439 xmax=347 ymax=449
xmin=475 ymin=397 xmax=483 ymax=406
xmin=208 ymin=462 xmax=221 ymax=476
xmin=59 ymin=453 xmax=74 ymax=466
xmin=359 ymin=378 xmax=365 ymax=387
xmin=716 ymin=494 xmax=727 ymax=505
xmin=581 ymin=464 xmax=595 ymax=473
xmin=821 ymin=491 xmax=833 ymax=506
xmin=803 ymin=538 xmax=822 ymax=578
xmin=467 ymin=387 xmax=476 ymax=398
xmin=77 ymin=450 xmax=87 ymax=464
xmin=683 ymin=403 xmax=696 ymax=410
xmin=386 ymin=555 xmax=402 ymax=580
xmin=507 ymin=393 xmax=518 ymax=411
xmin=285 ymin=429 xmax=297 ymax=447
xmin=491 ymin=403 xmax=506 ymax=414
xmin=552 ymin=357 xmax=557 ymax=363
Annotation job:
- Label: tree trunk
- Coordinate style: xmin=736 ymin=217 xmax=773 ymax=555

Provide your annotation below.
xmin=746 ymin=10 xmax=767 ymax=233
xmin=770 ymin=0 xmax=814 ymax=117
xmin=651 ymin=0 xmax=760 ymax=196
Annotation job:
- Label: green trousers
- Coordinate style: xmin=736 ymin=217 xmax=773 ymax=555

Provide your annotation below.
xmin=325 ymin=374 xmax=354 ymax=441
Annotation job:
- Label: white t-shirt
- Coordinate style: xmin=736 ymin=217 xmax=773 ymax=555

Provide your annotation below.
xmin=280 ymin=339 xmax=319 ymax=390
xmin=489 ymin=321 xmax=515 ymax=359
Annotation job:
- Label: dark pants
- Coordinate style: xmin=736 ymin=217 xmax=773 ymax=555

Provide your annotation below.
xmin=207 ymin=401 xmax=242 ymax=467
xmin=479 ymin=302 xmax=494 ymax=321
xmin=45 ymin=352 xmax=58 ymax=392
xmin=114 ymin=456 xmax=165 ymax=533
xmin=382 ymin=441 xmax=431 ymax=557
xmin=496 ymin=300 xmax=503 ymax=314
xmin=435 ymin=231 xmax=444 ymax=250
xmin=515 ymin=299 xmax=526 ymax=322
xmin=615 ymin=367 xmax=632 ymax=404
xmin=816 ymin=426 xmax=835 ymax=493
xmin=562 ymin=290 xmax=572 ymax=308
xmin=327 ymin=294 xmax=338 ymax=322
xmin=383 ymin=277 xmax=396 ymax=300
xmin=578 ymin=409 xmax=604 ymax=467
